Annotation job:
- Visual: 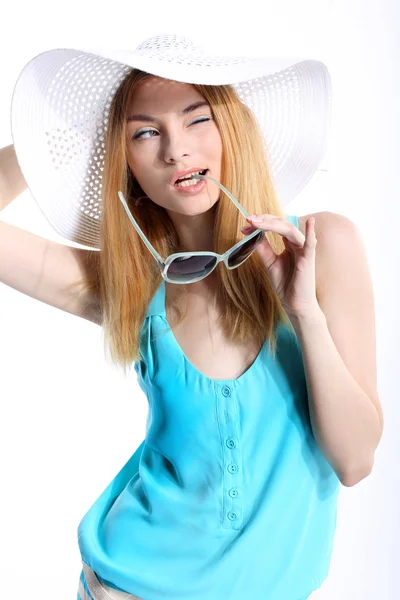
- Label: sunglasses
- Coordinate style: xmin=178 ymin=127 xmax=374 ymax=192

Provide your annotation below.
xmin=117 ymin=173 xmax=265 ymax=284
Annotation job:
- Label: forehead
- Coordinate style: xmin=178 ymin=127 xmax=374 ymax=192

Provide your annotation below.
xmin=129 ymin=76 xmax=205 ymax=111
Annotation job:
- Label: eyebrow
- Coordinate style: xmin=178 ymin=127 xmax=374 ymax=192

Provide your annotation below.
xmin=126 ymin=101 xmax=210 ymax=123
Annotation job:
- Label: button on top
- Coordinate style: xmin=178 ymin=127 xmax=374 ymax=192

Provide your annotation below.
xmin=229 ymin=487 xmax=240 ymax=498
xmin=227 ymin=463 xmax=238 ymax=474
xmin=222 ymin=386 xmax=231 ymax=397
xmin=226 ymin=438 xmax=236 ymax=449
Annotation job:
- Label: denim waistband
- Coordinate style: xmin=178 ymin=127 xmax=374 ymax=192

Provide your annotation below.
xmin=80 ymin=562 xmax=142 ymax=600
xmin=78 ymin=561 xmax=310 ymax=600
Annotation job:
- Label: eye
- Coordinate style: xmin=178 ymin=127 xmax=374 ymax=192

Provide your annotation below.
xmin=132 ymin=116 xmax=213 ymax=140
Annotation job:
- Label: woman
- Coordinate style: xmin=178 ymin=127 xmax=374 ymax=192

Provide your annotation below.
xmin=2 ymin=33 xmax=383 ymax=600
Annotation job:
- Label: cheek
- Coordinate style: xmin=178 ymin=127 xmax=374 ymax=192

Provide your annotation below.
xmin=126 ymin=151 xmax=149 ymax=181
xmin=208 ymin=130 xmax=223 ymax=159
xmin=127 ymin=160 xmax=159 ymax=198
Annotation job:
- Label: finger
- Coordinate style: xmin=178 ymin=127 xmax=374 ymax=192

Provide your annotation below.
xmin=305 ymin=217 xmax=317 ymax=247
xmin=240 ymin=224 xmax=256 ymax=234
xmin=247 ymin=215 xmax=305 ymax=246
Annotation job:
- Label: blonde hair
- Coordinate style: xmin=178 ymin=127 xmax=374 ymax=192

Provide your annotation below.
xmin=71 ymin=69 xmax=295 ymax=375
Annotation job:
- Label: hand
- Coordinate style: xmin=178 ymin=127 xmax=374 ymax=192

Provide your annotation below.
xmin=241 ymin=214 xmax=320 ymax=319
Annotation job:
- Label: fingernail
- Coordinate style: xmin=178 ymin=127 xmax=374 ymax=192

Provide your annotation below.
xmin=248 ymin=215 xmax=263 ymax=223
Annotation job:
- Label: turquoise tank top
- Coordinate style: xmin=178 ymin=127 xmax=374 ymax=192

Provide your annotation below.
xmin=77 ymin=215 xmax=340 ymax=600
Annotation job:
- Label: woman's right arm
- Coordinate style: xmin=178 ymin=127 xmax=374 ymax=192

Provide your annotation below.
xmin=0 ymin=145 xmax=102 ymax=325
xmin=0 ymin=145 xmax=27 ymax=210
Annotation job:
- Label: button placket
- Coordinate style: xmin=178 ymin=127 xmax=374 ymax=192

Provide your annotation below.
xmin=229 ymin=487 xmax=240 ymax=498
xmin=215 ymin=383 xmax=243 ymax=530
xmin=222 ymin=385 xmax=231 ymax=398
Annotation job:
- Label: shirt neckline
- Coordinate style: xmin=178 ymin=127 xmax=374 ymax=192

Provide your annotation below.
xmin=158 ymin=279 xmax=268 ymax=385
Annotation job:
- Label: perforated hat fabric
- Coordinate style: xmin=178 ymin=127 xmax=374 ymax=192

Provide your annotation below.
xmin=10 ymin=33 xmax=332 ymax=249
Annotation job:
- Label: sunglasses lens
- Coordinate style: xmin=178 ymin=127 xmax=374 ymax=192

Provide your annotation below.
xmin=167 ymin=255 xmax=218 ymax=282
xmin=227 ymin=231 xmax=264 ymax=268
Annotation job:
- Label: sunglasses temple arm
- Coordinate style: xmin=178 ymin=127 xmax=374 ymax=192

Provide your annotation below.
xmin=118 ymin=175 xmax=247 ymax=265
xmin=198 ymin=173 xmax=249 ymax=218
xmin=117 ymin=191 xmax=165 ymax=267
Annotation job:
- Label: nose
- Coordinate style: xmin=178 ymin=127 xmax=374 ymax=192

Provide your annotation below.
xmin=162 ymin=130 xmax=190 ymax=164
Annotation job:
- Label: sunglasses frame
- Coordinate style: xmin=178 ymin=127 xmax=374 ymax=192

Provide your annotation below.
xmin=117 ymin=173 xmax=265 ymax=284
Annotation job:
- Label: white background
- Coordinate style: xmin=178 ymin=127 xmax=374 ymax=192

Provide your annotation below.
xmin=0 ymin=0 xmax=398 ymax=598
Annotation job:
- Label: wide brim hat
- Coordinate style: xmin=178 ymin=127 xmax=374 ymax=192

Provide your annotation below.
xmin=10 ymin=33 xmax=332 ymax=250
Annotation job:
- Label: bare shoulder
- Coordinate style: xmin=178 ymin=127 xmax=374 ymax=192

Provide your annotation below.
xmin=297 ymin=210 xmax=357 ymax=236
xmin=297 ymin=211 xmax=358 ymax=295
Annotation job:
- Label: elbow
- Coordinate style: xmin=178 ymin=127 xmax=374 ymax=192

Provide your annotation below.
xmin=339 ymin=460 xmax=374 ymax=487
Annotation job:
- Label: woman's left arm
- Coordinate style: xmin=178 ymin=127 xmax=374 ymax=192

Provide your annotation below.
xmin=290 ymin=211 xmax=383 ymax=487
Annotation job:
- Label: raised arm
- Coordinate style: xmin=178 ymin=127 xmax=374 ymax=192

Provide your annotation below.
xmin=0 ymin=145 xmax=102 ymax=325
xmin=0 ymin=145 xmax=27 ymax=210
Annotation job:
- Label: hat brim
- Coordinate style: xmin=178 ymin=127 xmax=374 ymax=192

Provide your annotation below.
xmin=10 ymin=41 xmax=331 ymax=248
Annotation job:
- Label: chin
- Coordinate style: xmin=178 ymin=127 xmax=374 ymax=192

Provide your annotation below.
xmin=175 ymin=200 xmax=218 ymax=217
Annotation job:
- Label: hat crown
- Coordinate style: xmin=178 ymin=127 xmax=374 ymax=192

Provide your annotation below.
xmin=135 ymin=33 xmax=205 ymax=59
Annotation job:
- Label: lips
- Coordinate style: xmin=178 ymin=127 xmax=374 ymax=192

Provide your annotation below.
xmin=172 ymin=168 xmax=208 ymax=186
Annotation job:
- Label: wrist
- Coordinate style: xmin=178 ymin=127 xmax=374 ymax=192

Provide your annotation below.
xmin=287 ymin=304 xmax=327 ymax=331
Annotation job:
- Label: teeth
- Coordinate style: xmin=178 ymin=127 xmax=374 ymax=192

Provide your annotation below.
xmin=175 ymin=170 xmax=204 ymax=184
xmin=176 ymin=178 xmax=202 ymax=188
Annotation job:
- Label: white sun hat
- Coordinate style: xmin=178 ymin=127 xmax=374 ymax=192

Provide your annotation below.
xmin=10 ymin=32 xmax=332 ymax=249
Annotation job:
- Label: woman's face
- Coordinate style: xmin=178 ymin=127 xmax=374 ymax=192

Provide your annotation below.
xmin=124 ymin=76 xmax=223 ymax=217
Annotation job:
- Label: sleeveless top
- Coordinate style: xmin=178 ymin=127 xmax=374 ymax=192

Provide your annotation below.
xmin=77 ymin=215 xmax=340 ymax=600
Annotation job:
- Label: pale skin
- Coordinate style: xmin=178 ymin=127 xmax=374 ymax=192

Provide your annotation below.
xmin=0 ymin=79 xmax=383 ymax=482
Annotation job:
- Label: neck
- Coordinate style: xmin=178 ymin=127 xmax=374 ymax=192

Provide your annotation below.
xmin=166 ymin=205 xmax=217 ymax=253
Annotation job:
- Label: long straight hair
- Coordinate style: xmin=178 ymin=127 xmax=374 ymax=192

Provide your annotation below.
xmin=70 ymin=69 xmax=295 ymax=375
